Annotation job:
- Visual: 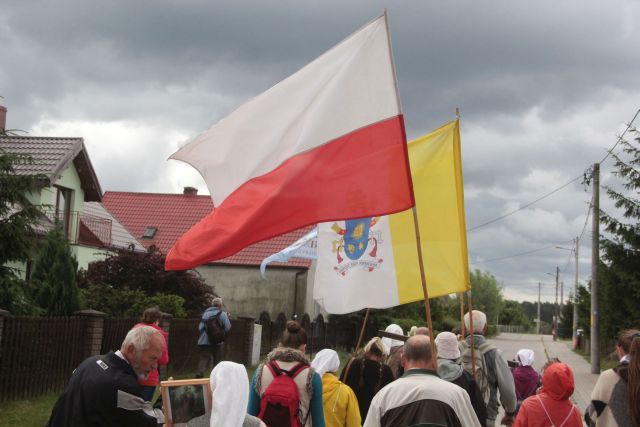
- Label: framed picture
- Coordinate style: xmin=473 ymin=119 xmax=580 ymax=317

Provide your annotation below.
xmin=160 ymin=378 xmax=212 ymax=427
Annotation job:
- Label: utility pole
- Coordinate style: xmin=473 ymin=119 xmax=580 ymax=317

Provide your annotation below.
xmin=591 ymin=163 xmax=600 ymax=374
xmin=537 ymin=282 xmax=541 ymax=335
xmin=554 ymin=266 xmax=559 ymax=340
xmin=572 ymin=236 xmax=579 ymax=350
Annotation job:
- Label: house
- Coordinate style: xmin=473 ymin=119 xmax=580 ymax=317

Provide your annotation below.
xmin=0 ymin=106 xmax=144 ymax=277
xmin=102 ymin=189 xmax=319 ymax=321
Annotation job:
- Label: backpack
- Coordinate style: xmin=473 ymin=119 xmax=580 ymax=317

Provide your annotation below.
xmin=461 ymin=341 xmax=494 ymax=404
xmin=204 ymin=311 xmax=226 ymax=345
xmin=258 ymin=361 xmax=309 ymax=427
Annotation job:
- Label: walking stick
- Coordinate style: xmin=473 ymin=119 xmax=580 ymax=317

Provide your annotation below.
xmin=342 ymin=308 xmax=370 ymax=381
xmin=468 ymin=290 xmax=476 ymax=376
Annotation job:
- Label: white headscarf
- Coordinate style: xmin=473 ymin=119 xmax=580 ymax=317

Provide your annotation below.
xmin=311 ymin=349 xmax=341 ymax=376
xmin=435 ymin=332 xmax=461 ymax=360
xmin=210 ymin=361 xmax=249 ymax=427
xmin=516 ymin=349 xmax=535 ymax=367
xmin=382 ymin=324 xmax=404 ymax=350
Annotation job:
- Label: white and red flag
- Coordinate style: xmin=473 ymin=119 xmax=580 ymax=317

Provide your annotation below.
xmin=165 ymin=14 xmax=414 ymax=270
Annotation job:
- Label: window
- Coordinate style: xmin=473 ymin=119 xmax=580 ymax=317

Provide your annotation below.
xmin=54 ymin=186 xmax=72 ymax=236
xmin=143 ymin=227 xmax=157 ymax=238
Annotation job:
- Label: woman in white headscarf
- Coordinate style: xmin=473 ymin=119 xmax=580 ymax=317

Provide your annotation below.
xmin=381 ymin=324 xmax=404 ymax=379
xmin=187 ymin=361 xmax=265 ymax=427
xmin=311 ymin=349 xmax=361 ymax=427
xmin=511 ymin=349 xmax=541 ymax=410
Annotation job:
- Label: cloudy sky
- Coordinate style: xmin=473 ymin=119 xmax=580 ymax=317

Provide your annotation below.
xmin=2 ymin=1 xmax=639 ymax=302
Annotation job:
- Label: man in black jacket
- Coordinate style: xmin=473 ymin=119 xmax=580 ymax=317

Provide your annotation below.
xmin=47 ymin=325 xmax=165 ymax=426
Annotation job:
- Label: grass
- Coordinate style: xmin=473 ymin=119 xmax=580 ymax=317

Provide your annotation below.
xmin=0 ymin=393 xmax=59 ymax=427
xmin=574 ymin=347 xmax=619 ymax=371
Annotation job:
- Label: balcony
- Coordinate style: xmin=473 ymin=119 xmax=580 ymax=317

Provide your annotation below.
xmin=42 ymin=210 xmax=112 ymax=247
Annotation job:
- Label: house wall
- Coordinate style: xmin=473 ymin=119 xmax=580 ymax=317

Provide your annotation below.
xmin=195 ymin=265 xmax=308 ymax=320
xmin=27 ymin=165 xmax=85 ymax=212
xmin=75 ymin=245 xmax=111 ymax=271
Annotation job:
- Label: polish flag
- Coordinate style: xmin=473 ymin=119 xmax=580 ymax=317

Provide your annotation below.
xmin=165 ymin=14 xmax=414 ymax=270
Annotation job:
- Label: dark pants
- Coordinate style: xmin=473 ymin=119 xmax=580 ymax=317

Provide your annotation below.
xmin=197 ymin=343 xmax=224 ymax=377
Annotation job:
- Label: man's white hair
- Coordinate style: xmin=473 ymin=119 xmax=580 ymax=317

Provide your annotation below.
xmin=464 ymin=310 xmax=487 ymax=333
xmin=121 ymin=325 xmax=161 ymax=352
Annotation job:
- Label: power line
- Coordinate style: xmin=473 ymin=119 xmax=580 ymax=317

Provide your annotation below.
xmin=467 ymin=108 xmax=640 ymax=233
xmin=472 ymin=239 xmax=574 ymax=264
xmin=467 ymin=176 xmax=582 ymax=232
xmin=599 ymin=108 xmax=640 ymax=164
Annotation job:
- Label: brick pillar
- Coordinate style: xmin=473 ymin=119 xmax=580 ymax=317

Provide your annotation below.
xmin=159 ymin=312 xmax=172 ymax=379
xmin=238 ymin=317 xmax=255 ymax=366
xmin=0 ymin=309 xmax=9 ymax=360
xmin=74 ymin=309 xmax=107 ymax=359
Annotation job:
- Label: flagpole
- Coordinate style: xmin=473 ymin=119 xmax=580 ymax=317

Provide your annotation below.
xmin=354 ymin=308 xmax=370 ymax=354
xmin=342 ymin=308 xmax=370 ymax=382
xmin=467 ymin=290 xmax=476 ymax=375
xmin=459 ymin=293 xmax=465 ymax=338
xmin=410 ymin=206 xmax=438 ymax=368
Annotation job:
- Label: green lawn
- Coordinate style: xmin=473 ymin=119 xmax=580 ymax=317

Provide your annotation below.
xmin=574 ymin=347 xmax=618 ymax=371
xmin=0 ymin=393 xmax=58 ymax=427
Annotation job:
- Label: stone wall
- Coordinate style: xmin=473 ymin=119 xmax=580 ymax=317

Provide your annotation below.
xmin=196 ymin=264 xmax=308 ymax=320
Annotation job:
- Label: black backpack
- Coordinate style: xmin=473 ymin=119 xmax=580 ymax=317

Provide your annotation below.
xmin=204 ymin=312 xmax=226 ymax=345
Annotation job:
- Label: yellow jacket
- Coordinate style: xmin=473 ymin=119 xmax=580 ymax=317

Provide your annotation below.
xmin=321 ymin=373 xmax=361 ymax=427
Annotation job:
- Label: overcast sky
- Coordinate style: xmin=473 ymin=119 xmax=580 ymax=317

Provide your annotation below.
xmin=2 ymin=1 xmax=639 ymax=303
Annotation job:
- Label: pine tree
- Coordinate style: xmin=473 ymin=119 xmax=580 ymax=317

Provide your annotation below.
xmin=0 ymin=127 xmax=45 ymax=314
xmin=31 ymin=227 xmax=80 ymax=315
xmin=599 ymin=124 xmax=640 ymax=341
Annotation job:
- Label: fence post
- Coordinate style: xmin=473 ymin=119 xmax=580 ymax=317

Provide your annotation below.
xmin=238 ymin=317 xmax=255 ymax=366
xmin=74 ymin=309 xmax=107 ymax=359
xmin=0 ymin=309 xmax=9 ymax=361
xmin=159 ymin=312 xmax=172 ymax=379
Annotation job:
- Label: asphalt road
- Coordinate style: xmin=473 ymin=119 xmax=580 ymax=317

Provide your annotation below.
xmin=487 ymin=333 xmax=598 ymax=426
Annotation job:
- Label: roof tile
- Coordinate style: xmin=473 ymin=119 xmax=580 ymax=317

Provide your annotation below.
xmin=102 ymin=191 xmax=312 ymax=268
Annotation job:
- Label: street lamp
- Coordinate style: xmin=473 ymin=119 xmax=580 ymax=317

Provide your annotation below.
xmin=556 ymin=237 xmax=579 ymax=349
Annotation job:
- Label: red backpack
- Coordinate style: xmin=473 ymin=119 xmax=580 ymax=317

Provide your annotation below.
xmin=258 ymin=361 xmax=309 ymax=427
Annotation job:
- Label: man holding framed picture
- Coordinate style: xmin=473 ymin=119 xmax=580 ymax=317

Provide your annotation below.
xmin=47 ymin=326 xmax=165 ymax=426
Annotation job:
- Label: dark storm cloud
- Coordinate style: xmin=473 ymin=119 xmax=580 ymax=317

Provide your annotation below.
xmin=1 ymin=0 xmax=639 ymax=301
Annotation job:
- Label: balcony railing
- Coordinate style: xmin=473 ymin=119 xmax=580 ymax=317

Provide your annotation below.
xmin=42 ymin=210 xmax=112 ymax=247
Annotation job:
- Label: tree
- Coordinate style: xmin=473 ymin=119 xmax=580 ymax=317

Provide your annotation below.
xmin=558 ymin=298 xmax=573 ymax=339
xmin=468 ymin=269 xmax=504 ymax=327
xmin=574 ymin=284 xmax=591 ymax=337
xmin=31 ymin=227 xmax=80 ymax=315
xmin=0 ymin=129 xmax=46 ymax=314
xmin=500 ymin=300 xmax=532 ymax=330
xmin=599 ymin=125 xmax=640 ymax=342
xmin=78 ymin=246 xmax=215 ymax=317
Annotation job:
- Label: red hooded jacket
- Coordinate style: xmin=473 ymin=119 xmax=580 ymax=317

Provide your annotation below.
xmin=513 ymin=363 xmax=582 ymax=427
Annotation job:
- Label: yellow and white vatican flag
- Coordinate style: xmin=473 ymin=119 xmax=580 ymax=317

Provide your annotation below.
xmin=314 ymin=120 xmax=470 ymax=314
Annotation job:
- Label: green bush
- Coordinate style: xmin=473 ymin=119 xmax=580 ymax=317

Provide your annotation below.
xmin=79 ymin=282 xmax=187 ymax=318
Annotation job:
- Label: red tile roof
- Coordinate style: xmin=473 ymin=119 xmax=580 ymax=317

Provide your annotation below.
xmin=102 ymin=191 xmax=312 ymax=268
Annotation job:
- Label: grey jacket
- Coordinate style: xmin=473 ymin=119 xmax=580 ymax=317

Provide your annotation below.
xmin=464 ymin=335 xmax=517 ymax=421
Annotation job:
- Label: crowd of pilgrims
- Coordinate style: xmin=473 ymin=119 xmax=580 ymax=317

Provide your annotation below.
xmin=45 ymin=306 xmax=640 ymax=427
xmin=193 ymin=311 xmax=640 ymax=427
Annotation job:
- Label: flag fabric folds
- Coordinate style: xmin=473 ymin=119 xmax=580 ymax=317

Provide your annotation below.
xmin=314 ymin=120 xmax=470 ymax=314
xmin=260 ymin=229 xmax=318 ymax=278
xmin=165 ymin=15 xmax=414 ymax=270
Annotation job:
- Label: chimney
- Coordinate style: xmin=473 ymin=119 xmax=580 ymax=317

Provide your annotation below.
xmin=183 ymin=186 xmax=198 ymax=196
xmin=0 ymin=105 xmax=6 ymax=132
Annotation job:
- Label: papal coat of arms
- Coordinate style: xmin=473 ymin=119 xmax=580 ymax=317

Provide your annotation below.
xmin=330 ymin=217 xmax=383 ymax=276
